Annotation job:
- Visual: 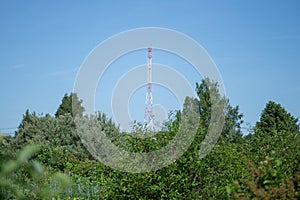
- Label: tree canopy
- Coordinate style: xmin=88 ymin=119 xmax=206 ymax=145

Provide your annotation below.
xmin=55 ymin=93 xmax=85 ymax=118
xmin=1 ymin=85 xmax=299 ymax=199
xmin=255 ymin=101 xmax=299 ymax=134
xmin=196 ymin=78 xmax=244 ymax=143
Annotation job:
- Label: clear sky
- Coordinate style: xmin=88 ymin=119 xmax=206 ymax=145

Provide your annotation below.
xmin=0 ymin=0 xmax=300 ymax=134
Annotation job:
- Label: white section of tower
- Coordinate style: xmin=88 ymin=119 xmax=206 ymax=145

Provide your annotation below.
xmin=144 ymin=47 xmax=154 ymax=131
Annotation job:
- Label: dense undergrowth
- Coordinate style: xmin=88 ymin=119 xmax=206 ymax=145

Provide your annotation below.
xmin=0 ymin=79 xmax=299 ymax=199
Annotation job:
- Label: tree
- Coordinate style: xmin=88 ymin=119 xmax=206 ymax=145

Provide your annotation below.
xmin=245 ymin=100 xmax=300 ymax=165
xmin=233 ymin=101 xmax=300 ymax=199
xmin=55 ymin=93 xmax=85 ymax=118
xmin=195 ymin=78 xmax=243 ymax=143
xmin=13 ymin=109 xmax=92 ymax=160
xmin=182 ymin=96 xmax=200 ymax=116
xmin=255 ymin=101 xmax=299 ymax=134
xmin=196 ymin=78 xmax=217 ymax=129
xmin=223 ymin=101 xmax=244 ymax=143
xmin=96 ymin=112 xmax=119 ymax=140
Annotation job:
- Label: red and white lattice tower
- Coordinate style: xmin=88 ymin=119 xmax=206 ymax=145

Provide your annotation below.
xmin=144 ymin=46 xmax=154 ymax=131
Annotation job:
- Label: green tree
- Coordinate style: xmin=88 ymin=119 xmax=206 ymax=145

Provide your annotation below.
xmin=196 ymin=78 xmax=243 ymax=143
xmin=233 ymin=101 xmax=300 ymax=199
xmin=223 ymin=102 xmax=244 ymax=143
xmin=196 ymin=78 xmax=216 ymax=129
xmin=255 ymin=101 xmax=299 ymax=134
xmin=55 ymin=93 xmax=85 ymax=118
xmin=13 ymin=110 xmax=89 ymax=156
xmin=96 ymin=112 xmax=119 ymax=141
xmin=246 ymin=101 xmax=300 ymax=163
xmin=0 ymin=145 xmax=72 ymax=199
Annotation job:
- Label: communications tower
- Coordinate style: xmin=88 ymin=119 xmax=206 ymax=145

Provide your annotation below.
xmin=144 ymin=46 xmax=154 ymax=131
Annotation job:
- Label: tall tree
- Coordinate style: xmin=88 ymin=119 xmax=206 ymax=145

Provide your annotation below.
xmin=255 ymin=101 xmax=299 ymax=133
xmin=196 ymin=78 xmax=216 ymax=129
xmin=223 ymin=101 xmax=244 ymax=143
xmin=55 ymin=93 xmax=85 ymax=118
xmin=196 ymin=78 xmax=243 ymax=143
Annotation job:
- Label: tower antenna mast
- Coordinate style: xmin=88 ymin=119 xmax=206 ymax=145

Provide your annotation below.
xmin=144 ymin=46 xmax=154 ymax=131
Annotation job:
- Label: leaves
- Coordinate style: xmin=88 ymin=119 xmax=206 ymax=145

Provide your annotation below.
xmin=1 ymin=89 xmax=299 ymax=199
xmin=55 ymin=93 xmax=85 ymax=118
xmin=255 ymin=101 xmax=299 ymax=134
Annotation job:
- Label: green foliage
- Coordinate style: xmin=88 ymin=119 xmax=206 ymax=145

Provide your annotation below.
xmin=0 ymin=145 xmax=72 ymax=199
xmin=232 ymin=101 xmax=300 ymax=199
xmin=55 ymin=93 xmax=85 ymax=118
xmin=232 ymin=157 xmax=300 ymax=199
xmin=162 ymin=110 xmax=181 ymax=134
xmin=246 ymin=101 xmax=300 ymax=166
xmin=14 ymin=111 xmax=86 ymax=153
xmin=196 ymin=78 xmax=216 ymax=129
xmin=196 ymin=78 xmax=244 ymax=143
xmin=96 ymin=112 xmax=120 ymax=141
xmin=223 ymin=102 xmax=244 ymax=143
xmin=255 ymin=101 xmax=299 ymax=134
xmin=1 ymin=87 xmax=300 ymax=199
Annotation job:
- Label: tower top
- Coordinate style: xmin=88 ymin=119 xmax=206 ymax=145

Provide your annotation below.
xmin=148 ymin=47 xmax=152 ymax=59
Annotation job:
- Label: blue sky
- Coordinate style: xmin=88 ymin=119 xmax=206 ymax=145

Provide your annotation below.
xmin=0 ymin=1 xmax=300 ymax=134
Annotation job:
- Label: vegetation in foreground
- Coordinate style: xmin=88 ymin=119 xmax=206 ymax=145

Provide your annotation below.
xmin=0 ymin=78 xmax=299 ymax=199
